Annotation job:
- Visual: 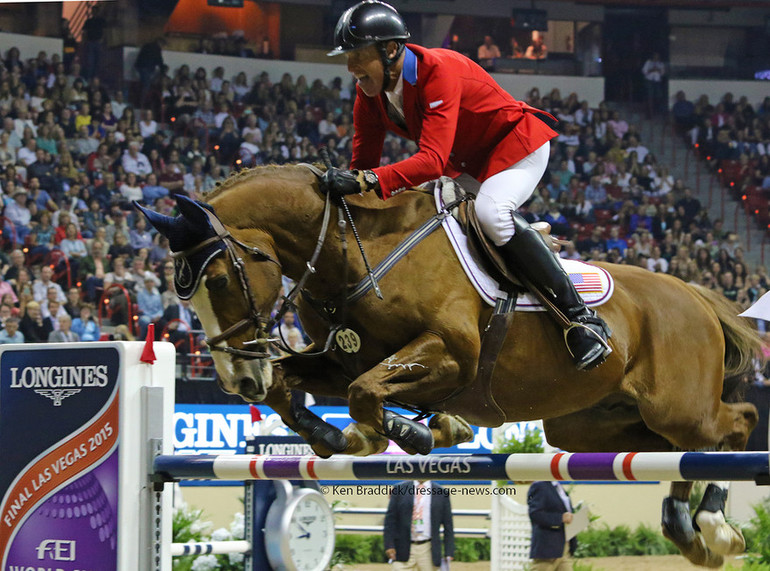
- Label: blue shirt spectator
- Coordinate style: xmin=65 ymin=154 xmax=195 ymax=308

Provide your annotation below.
xmin=0 ymin=318 xmax=24 ymax=344
xmin=584 ymin=177 xmax=607 ymax=206
xmin=142 ymin=173 xmax=170 ymax=203
xmin=605 ymin=227 xmax=628 ymax=255
xmin=72 ymin=305 xmax=100 ymax=341
xmin=129 ymin=218 xmax=154 ymax=252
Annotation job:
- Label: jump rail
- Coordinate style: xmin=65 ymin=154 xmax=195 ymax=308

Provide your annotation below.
xmin=154 ymin=451 xmax=770 ymax=483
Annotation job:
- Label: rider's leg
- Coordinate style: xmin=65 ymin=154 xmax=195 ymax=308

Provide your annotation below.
xmin=475 ymin=142 xmax=611 ymax=370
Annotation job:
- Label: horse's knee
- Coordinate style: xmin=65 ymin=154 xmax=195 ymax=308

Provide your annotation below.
xmin=718 ymin=402 xmax=758 ymax=451
xmin=347 ymin=381 xmax=383 ymax=426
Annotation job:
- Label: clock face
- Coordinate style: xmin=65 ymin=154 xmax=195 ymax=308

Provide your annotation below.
xmin=287 ymin=492 xmax=335 ymax=571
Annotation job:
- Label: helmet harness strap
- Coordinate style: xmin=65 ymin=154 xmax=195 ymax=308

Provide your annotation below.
xmin=377 ymin=41 xmax=405 ymax=94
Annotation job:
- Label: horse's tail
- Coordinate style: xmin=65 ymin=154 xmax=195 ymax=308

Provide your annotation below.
xmin=688 ymin=283 xmax=763 ymax=379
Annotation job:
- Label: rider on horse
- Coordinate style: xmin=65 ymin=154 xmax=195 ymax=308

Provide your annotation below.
xmin=321 ymin=0 xmax=612 ymax=370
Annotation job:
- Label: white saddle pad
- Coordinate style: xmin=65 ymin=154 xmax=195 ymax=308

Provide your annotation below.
xmin=434 ymin=183 xmax=614 ymax=310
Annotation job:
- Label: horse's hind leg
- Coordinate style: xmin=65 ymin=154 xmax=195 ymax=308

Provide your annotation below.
xmin=663 ymin=482 xmax=726 ymax=568
xmin=542 ymin=403 xmax=735 ymax=568
xmin=694 ymin=482 xmax=746 ymax=557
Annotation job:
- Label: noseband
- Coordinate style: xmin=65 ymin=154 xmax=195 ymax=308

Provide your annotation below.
xmin=172 ymin=206 xmax=280 ymax=360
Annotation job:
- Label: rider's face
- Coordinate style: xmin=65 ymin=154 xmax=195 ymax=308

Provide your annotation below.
xmin=346 ymin=45 xmax=384 ymax=97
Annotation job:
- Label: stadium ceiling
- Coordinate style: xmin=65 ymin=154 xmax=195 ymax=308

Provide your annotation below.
xmin=572 ymin=0 xmax=770 ymax=6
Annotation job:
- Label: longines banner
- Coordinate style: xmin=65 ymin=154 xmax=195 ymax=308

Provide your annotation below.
xmin=0 ymin=345 xmax=121 ymax=571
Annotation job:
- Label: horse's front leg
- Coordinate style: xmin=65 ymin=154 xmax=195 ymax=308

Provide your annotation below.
xmin=348 ymin=331 xmax=464 ymax=455
xmin=261 ymin=358 xmax=348 ymax=458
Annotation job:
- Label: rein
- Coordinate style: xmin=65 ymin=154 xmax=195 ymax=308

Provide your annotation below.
xmin=190 ymin=163 xmax=467 ymax=362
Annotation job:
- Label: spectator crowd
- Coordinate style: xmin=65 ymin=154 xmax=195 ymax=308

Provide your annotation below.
xmin=0 ymin=42 xmax=768 ymax=382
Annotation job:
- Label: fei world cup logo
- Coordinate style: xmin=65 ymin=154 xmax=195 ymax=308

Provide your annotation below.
xmin=36 ymin=539 xmax=76 ymax=561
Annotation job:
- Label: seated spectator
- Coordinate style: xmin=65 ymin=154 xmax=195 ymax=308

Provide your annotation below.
xmin=605 ymin=226 xmax=628 ymax=255
xmin=121 ymin=140 xmax=152 ymax=178
xmin=158 ymin=149 xmax=185 ymax=194
xmin=129 ymin=216 xmax=153 ymax=253
xmin=524 ymin=30 xmax=547 ymax=60
xmin=0 ymin=316 xmax=24 ymax=343
xmin=80 ymin=240 xmax=110 ymax=302
xmin=32 ymin=265 xmax=66 ymax=303
xmin=137 ymin=276 xmax=163 ymax=339
xmin=130 ymin=256 xmax=159 ymax=291
xmin=60 ymin=221 xmax=88 ymax=271
xmin=16 ymin=136 xmax=37 ymax=167
xmin=71 ymin=303 xmax=100 ymax=341
xmin=119 ymin=172 xmax=143 ymax=204
xmin=608 ymin=111 xmax=629 ymax=140
xmin=271 ymin=310 xmax=306 ymax=345
xmin=477 ymin=35 xmax=501 ymax=69
xmin=64 ymin=286 xmax=82 ymax=318
xmin=105 ymin=209 xmax=131 ymax=246
xmin=584 ymin=176 xmax=607 ymax=206
xmin=139 ymin=109 xmax=158 ymax=140
xmin=544 ymin=201 xmax=571 ymax=237
xmin=238 ymin=132 xmax=261 ymax=168
xmin=577 ymin=226 xmax=606 ymax=256
xmin=20 ymin=300 xmax=54 ymax=342
xmin=48 ymin=312 xmax=79 ymax=342
xmin=42 ymin=298 xmax=68 ymax=330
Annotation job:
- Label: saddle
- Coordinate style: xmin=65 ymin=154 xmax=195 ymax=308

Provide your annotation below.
xmin=435 ymin=176 xmax=565 ymax=296
xmin=427 ymin=177 xmax=570 ymax=426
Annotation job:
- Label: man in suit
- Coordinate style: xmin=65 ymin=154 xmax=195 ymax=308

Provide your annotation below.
xmin=323 ymin=0 xmax=611 ymax=371
xmin=384 ymin=480 xmax=454 ymax=570
xmin=527 ymin=481 xmax=577 ymax=570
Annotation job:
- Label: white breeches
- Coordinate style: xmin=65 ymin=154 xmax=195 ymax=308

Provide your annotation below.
xmin=474 ymin=141 xmax=550 ymax=246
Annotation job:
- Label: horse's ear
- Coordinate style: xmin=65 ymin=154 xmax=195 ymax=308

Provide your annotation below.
xmin=133 ymin=201 xmax=175 ymax=238
xmin=175 ymin=194 xmax=215 ymax=226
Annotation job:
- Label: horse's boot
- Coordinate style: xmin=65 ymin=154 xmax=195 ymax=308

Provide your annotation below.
xmin=499 ymin=213 xmax=612 ymax=370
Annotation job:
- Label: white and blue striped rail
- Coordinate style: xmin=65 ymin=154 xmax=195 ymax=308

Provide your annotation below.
xmin=154 ymin=451 xmax=770 ymax=482
xmin=171 ymin=540 xmax=251 ymax=557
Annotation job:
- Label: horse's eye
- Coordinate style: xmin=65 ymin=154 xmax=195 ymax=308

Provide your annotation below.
xmin=206 ymin=275 xmax=229 ymax=290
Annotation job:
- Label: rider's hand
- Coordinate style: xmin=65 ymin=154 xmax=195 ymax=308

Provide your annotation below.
xmin=320 ymin=168 xmax=379 ymax=198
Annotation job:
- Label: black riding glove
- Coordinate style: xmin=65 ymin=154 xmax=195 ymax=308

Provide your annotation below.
xmin=320 ymin=168 xmax=379 ymax=198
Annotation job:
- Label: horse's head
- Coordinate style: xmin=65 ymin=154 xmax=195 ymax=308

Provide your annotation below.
xmin=135 ymin=195 xmax=282 ymax=402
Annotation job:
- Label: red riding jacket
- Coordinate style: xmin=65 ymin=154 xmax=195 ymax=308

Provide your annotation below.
xmin=351 ymin=44 xmax=558 ymax=199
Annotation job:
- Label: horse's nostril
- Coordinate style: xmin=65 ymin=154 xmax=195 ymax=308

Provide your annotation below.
xmin=206 ymin=275 xmax=228 ymax=290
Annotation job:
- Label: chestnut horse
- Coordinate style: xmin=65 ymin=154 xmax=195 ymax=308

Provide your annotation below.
xmin=137 ymin=164 xmax=762 ymax=568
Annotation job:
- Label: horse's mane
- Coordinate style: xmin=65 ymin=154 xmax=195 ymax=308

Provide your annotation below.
xmin=203 ymin=162 xmax=434 ymax=213
xmin=204 ymin=163 xmax=321 ymax=202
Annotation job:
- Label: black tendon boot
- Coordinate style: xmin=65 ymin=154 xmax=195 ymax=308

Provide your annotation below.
xmin=499 ymin=213 xmax=612 ymax=370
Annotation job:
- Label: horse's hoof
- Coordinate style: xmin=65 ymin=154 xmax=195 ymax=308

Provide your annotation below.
xmin=662 ymin=527 xmax=724 ymax=568
xmin=383 ymin=410 xmax=434 ymax=455
xmin=695 ymin=511 xmax=746 ymax=556
xmin=342 ymin=423 xmax=389 ymax=456
xmin=429 ymin=414 xmax=474 ymax=446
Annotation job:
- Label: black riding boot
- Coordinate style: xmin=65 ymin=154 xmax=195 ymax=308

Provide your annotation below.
xmin=500 ymin=213 xmax=612 ymax=370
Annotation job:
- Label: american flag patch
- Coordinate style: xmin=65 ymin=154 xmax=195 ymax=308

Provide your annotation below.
xmin=569 ymin=272 xmax=603 ymax=294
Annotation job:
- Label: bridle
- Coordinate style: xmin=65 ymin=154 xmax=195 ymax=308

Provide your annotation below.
xmin=176 ymin=164 xmax=337 ymax=361
xmin=172 ymin=205 xmax=280 ymax=360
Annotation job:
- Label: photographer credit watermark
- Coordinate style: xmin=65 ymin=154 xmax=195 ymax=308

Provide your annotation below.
xmin=320 ymin=484 xmax=517 ymax=496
